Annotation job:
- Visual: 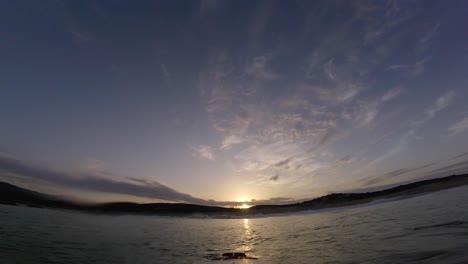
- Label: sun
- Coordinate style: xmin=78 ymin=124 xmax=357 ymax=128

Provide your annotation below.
xmin=239 ymin=203 xmax=251 ymax=209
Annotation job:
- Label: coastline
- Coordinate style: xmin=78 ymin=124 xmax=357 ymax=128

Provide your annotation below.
xmin=1 ymin=173 xmax=467 ymax=217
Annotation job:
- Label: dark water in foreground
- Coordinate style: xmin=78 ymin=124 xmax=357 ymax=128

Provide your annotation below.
xmin=1 ymin=186 xmax=468 ymax=264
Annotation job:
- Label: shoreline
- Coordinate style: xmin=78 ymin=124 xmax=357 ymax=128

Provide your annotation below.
xmin=1 ymin=173 xmax=467 ymax=217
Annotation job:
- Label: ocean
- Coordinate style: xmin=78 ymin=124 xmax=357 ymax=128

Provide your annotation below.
xmin=1 ymin=186 xmax=467 ymax=264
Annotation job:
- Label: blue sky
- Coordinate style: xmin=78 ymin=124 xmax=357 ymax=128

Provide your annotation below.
xmin=1 ymin=0 xmax=467 ymax=205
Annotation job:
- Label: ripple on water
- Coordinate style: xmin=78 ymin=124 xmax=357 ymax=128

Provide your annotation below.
xmin=413 ymin=221 xmax=468 ymax=231
xmin=1 ymin=186 xmax=468 ymax=264
xmin=383 ymin=250 xmax=453 ymax=263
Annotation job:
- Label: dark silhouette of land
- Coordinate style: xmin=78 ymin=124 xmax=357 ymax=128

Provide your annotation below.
xmin=1 ymin=173 xmax=467 ymax=217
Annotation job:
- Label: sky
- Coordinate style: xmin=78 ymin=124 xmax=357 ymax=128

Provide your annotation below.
xmin=1 ymin=0 xmax=467 ymax=206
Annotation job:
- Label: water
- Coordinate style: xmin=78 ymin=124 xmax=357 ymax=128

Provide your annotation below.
xmin=1 ymin=186 xmax=467 ymax=264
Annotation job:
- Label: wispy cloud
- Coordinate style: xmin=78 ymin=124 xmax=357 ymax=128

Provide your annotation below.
xmin=196 ymin=0 xmax=436 ymax=193
xmin=323 ymin=58 xmax=336 ymax=80
xmin=351 ymin=90 xmax=455 ymax=179
xmin=426 ymin=90 xmax=454 ymax=119
xmin=362 ymin=162 xmax=436 ymax=186
xmin=331 ymin=155 xmax=355 ymax=169
xmin=190 ymin=1 xmax=464 ymax=199
xmin=451 ymin=152 xmax=468 ymax=160
xmin=420 ymin=23 xmax=440 ymax=44
xmin=0 ymin=154 xmax=207 ymax=204
xmin=354 ymin=86 xmax=403 ymax=126
xmin=381 ymin=86 xmax=403 ymax=102
xmin=161 ymin=63 xmax=170 ymax=78
xmin=246 ymin=55 xmax=279 ymax=80
xmin=425 ymin=159 xmax=468 ymax=178
xmin=191 ymin=145 xmax=215 ymax=160
xmin=0 ymin=153 xmax=306 ymax=206
xmin=411 ymin=90 xmax=455 ymax=129
xmin=220 ymin=135 xmax=244 ymax=150
xmin=388 ymin=58 xmax=430 ymax=76
xmin=81 ymin=159 xmax=107 ymax=171
xmin=418 ymin=22 xmax=440 ymax=53
xmin=449 ymin=117 xmax=468 ymax=135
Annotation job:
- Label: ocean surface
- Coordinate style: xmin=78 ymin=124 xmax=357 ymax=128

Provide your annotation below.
xmin=1 ymin=186 xmax=468 ymax=264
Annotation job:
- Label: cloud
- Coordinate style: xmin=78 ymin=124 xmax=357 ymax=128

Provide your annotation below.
xmin=427 ymin=90 xmax=454 ymax=118
xmin=246 ymin=55 xmax=279 ymax=80
xmin=269 ymin=174 xmax=279 ymax=181
xmin=419 ymin=22 xmax=440 ymax=44
xmin=451 ymin=152 xmax=468 ymax=160
xmin=235 ymin=142 xmax=303 ymax=173
xmin=419 ymin=23 xmax=440 ymax=43
xmin=274 ymin=158 xmax=291 ymax=168
xmin=339 ymin=155 xmax=353 ymax=162
xmin=200 ymin=50 xmax=348 ymax=178
xmin=411 ymin=90 xmax=455 ymax=129
xmin=362 ymin=162 xmax=436 ymax=186
xmin=330 ymin=155 xmax=355 ymax=169
xmin=381 ymin=86 xmax=403 ymax=102
xmin=356 ymin=86 xmax=404 ymax=126
xmin=355 ymin=0 xmax=413 ymax=44
xmin=0 ymin=154 xmax=207 ymax=204
xmin=359 ymin=102 xmax=379 ymax=125
xmin=195 ymin=1 xmax=448 ymax=195
xmin=161 ymin=63 xmax=170 ymax=78
xmin=306 ymin=129 xmax=344 ymax=154
xmin=308 ymin=83 xmax=362 ymax=105
xmin=81 ymin=159 xmax=107 ymax=172
xmin=449 ymin=117 xmax=468 ymax=135
xmin=191 ymin=145 xmax=215 ymax=160
xmin=388 ymin=58 xmax=430 ymax=76
xmin=425 ymin=159 xmax=468 ymax=178
xmin=361 ymin=90 xmax=457 ymax=169
xmin=221 ymin=135 xmax=244 ymax=150
xmin=360 ymin=92 xmax=453 ymax=174
xmin=0 ymin=153 xmax=314 ymax=206
xmin=323 ymin=58 xmax=336 ymax=80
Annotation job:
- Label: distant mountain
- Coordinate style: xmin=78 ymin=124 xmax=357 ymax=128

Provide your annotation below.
xmin=1 ymin=173 xmax=467 ymax=216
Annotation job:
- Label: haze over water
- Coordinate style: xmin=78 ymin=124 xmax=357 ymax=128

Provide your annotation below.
xmin=1 ymin=186 xmax=467 ymax=264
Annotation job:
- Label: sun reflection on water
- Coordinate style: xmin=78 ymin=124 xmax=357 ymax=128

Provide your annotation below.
xmin=241 ymin=218 xmax=253 ymax=252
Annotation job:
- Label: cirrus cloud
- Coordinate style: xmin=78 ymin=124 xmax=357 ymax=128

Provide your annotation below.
xmin=449 ymin=117 xmax=468 ymax=135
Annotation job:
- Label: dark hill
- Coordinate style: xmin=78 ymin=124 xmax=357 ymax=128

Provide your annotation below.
xmin=1 ymin=173 xmax=467 ymax=216
xmin=0 ymin=182 xmax=78 ymax=209
xmin=249 ymin=173 xmax=468 ymax=214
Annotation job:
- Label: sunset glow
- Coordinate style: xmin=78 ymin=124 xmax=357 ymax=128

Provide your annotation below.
xmin=240 ymin=204 xmax=251 ymax=209
xmin=0 ymin=1 xmax=467 ymax=206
